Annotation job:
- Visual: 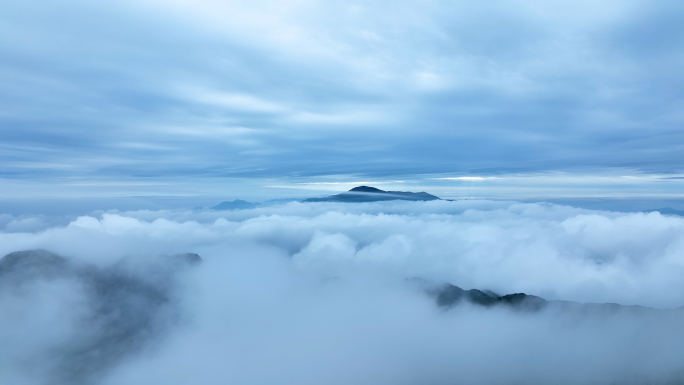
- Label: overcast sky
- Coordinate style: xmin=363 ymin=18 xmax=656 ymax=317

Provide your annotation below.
xmin=2 ymin=0 xmax=684 ymax=200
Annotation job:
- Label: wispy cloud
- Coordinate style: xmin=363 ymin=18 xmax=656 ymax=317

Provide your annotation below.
xmin=436 ymin=177 xmax=496 ymax=181
xmin=1 ymin=0 xmax=684 ymax=195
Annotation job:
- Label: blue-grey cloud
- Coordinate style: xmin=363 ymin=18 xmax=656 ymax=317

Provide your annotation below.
xmin=2 ymin=0 xmax=684 ymax=196
xmin=4 ymin=201 xmax=684 ymax=384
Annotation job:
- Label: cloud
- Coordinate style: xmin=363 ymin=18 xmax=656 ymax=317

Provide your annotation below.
xmin=2 ymin=0 xmax=684 ymax=193
xmin=436 ymin=177 xmax=494 ymax=181
xmin=2 ymin=200 xmax=684 ymax=384
xmin=3 ymin=199 xmax=684 ymax=306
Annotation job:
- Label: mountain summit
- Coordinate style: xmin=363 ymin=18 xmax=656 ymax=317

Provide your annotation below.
xmin=348 ymin=186 xmax=385 ymax=193
xmin=304 ymin=186 xmax=441 ymax=203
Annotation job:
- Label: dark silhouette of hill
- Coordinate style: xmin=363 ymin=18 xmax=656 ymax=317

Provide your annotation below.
xmin=433 ymin=284 xmax=547 ymax=311
xmin=212 ymin=199 xmax=260 ymax=210
xmin=305 ymin=186 xmax=441 ymax=203
xmin=431 ymin=283 xmax=658 ymax=314
xmin=0 ymin=250 xmax=201 ymax=385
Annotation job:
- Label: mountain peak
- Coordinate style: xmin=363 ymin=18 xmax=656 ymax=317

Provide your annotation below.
xmin=305 ymin=186 xmax=441 ymax=203
xmin=349 ymin=186 xmax=384 ymax=193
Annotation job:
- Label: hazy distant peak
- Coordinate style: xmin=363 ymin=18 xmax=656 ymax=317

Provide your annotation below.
xmin=212 ymin=199 xmax=260 ymax=211
xmin=305 ymin=186 xmax=441 ymax=203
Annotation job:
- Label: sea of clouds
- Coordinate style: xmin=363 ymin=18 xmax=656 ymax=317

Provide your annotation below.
xmin=2 ymin=199 xmax=684 ymax=384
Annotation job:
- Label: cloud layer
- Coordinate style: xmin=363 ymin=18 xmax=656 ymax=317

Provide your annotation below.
xmin=2 ymin=0 xmax=684 ymax=194
xmin=2 ymin=200 xmax=684 ymax=384
xmin=3 ymin=200 xmax=684 ymax=306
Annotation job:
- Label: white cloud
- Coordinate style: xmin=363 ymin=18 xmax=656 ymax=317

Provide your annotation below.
xmin=181 ymin=87 xmax=287 ymax=113
xmin=437 ymin=176 xmax=494 ymax=181
xmin=4 ymin=200 xmax=684 ymax=304
xmin=3 ymin=200 xmax=684 ymax=384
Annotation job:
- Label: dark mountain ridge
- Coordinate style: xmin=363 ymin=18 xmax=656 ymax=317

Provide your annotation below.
xmin=305 ymin=185 xmax=441 ymax=203
xmin=430 ymin=283 xmax=662 ymax=314
xmin=0 ymin=249 xmax=201 ymax=384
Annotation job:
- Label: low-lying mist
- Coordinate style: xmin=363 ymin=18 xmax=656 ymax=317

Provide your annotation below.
xmin=2 ymin=199 xmax=684 ymax=384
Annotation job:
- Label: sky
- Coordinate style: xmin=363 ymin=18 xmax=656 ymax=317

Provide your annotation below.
xmin=2 ymin=0 xmax=684 ymax=202
xmin=5 ymin=4 xmax=684 ymax=383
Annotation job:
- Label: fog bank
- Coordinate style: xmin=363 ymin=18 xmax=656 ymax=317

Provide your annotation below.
xmin=2 ymin=200 xmax=684 ymax=384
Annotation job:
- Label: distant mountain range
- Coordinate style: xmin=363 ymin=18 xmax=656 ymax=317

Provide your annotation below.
xmin=304 ymin=186 xmax=441 ymax=203
xmin=212 ymin=199 xmax=261 ymax=210
xmin=429 ymin=283 xmax=660 ymax=313
xmin=210 ymin=187 xmax=684 ymax=214
xmin=211 ymin=186 xmax=441 ymax=210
